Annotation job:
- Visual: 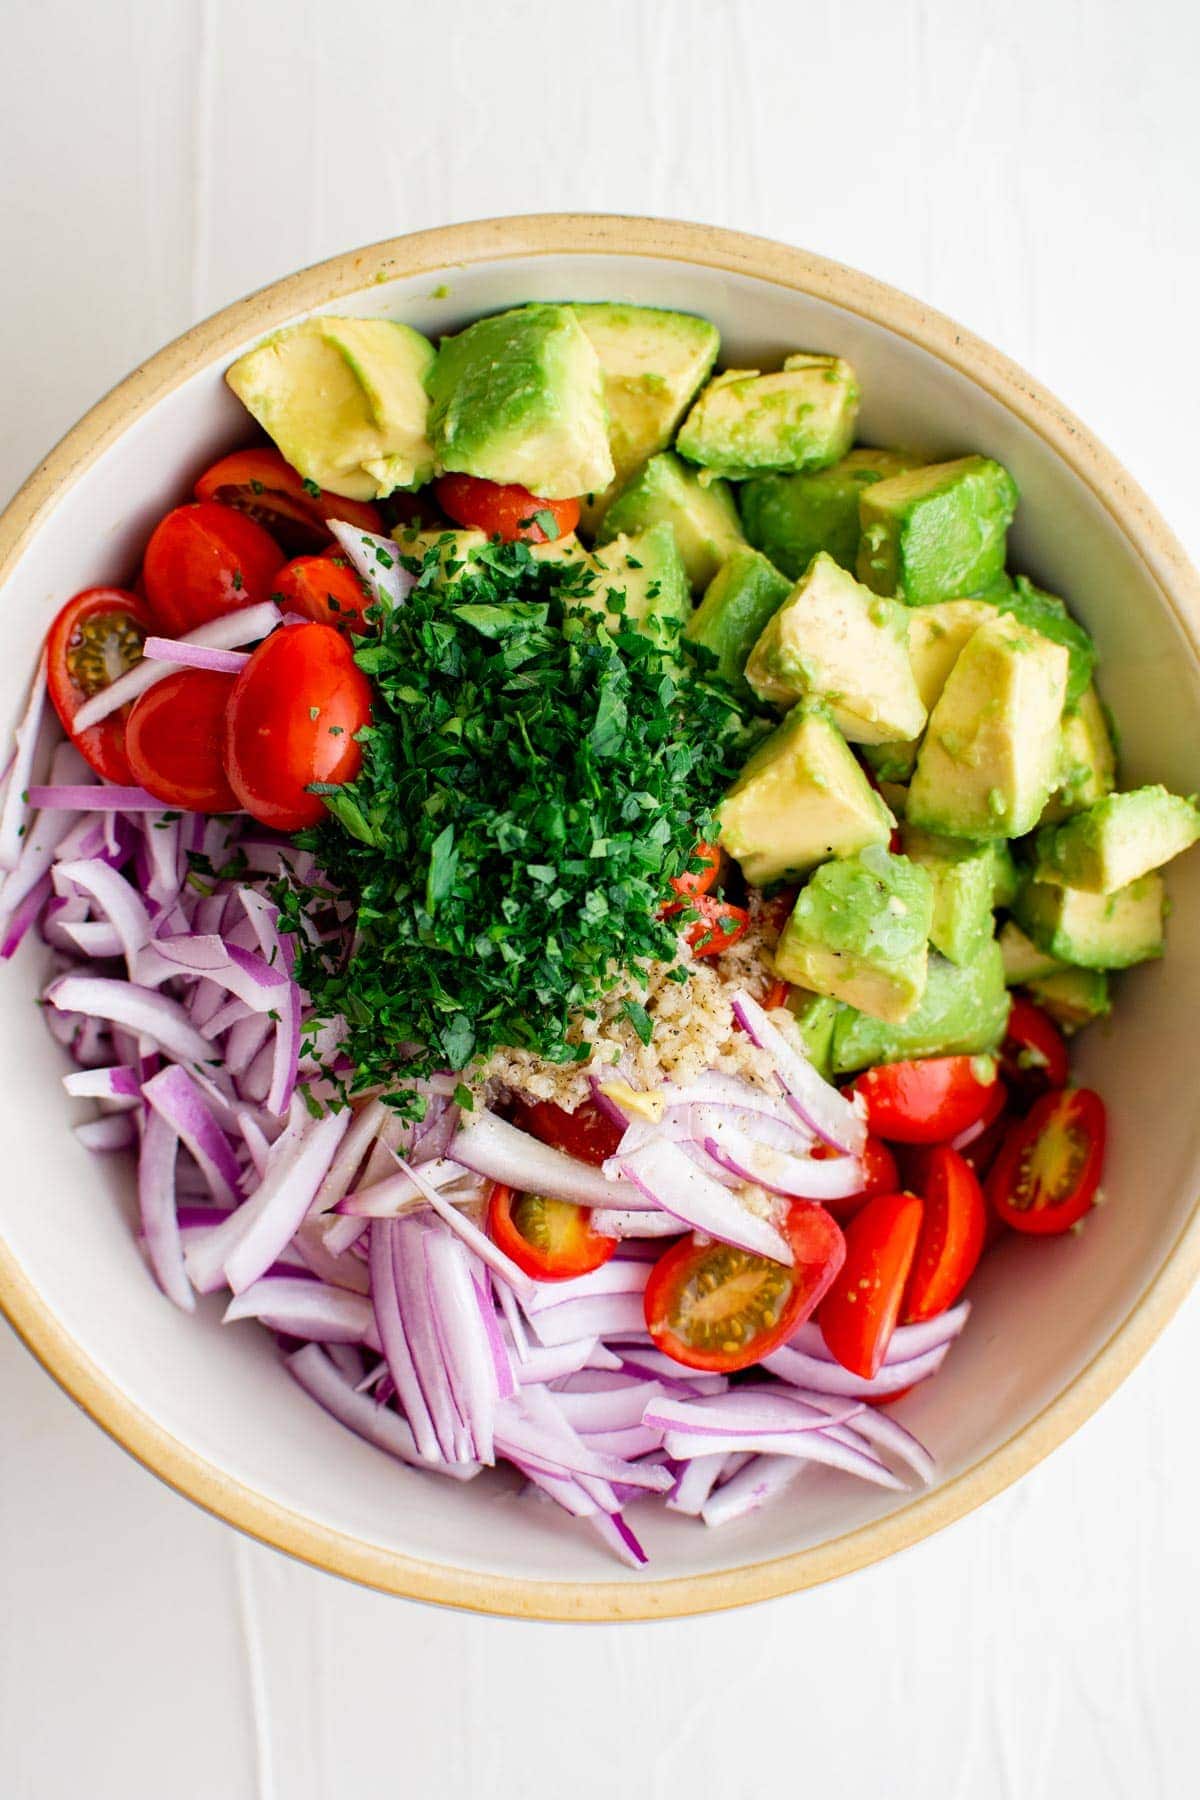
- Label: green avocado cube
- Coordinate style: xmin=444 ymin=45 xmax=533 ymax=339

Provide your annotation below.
xmin=988 ymin=842 xmax=1019 ymax=908
xmin=907 ymin=615 xmax=1069 ymax=839
xmin=1013 ymin=872 xmax=1165 ymax=969
xmin=743 ymin=553 xmax=927 ymax=745
xmin=862 ymin=740 xmax=919 ymax=784
xmin=774 ymin=848 xmax=934 ymax=1024
xmin=857 ymin=456 xmax=1019 ymax=605
xmin=738 ymin=448 xmax=923 ymax=578
xmin=428 ymin=304 xmax=613 ymax=500
xmin=900 ymin=825 xmax=1000 ymax=966
xmin=998 ymin=577 xmax=1095 ymax=708
xmin=830 ymin=940 xmax=1010 ymax=1073
xmin=683 ymin=547 xmax=791 ymax=693
xmin=1034 ymin=786 xmax=1200 ymax=895
xmin=1040 ymin=683 xmax=1117 ymax=823
xmin=783 ymin=988 xmax=841 ymax=1082
xmin=998 ymin=920 xmax=1064 ymax=985
xmin=1024 ymin=967 xmax=1111 ymax=1032
xmin=598 ymin=452 xmax=744 ymax=591
xmin=718 ymin=703 xmax=894 ymax=887
xmin=676 ymin=353 xmax=860 ymax=479
xmin=580 ymin=523 xmax=691 ymax=651
xmin=905 ymin=599 xmax=997 ymax=712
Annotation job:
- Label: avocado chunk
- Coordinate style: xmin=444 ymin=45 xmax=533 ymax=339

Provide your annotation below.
xmin=998 ymin=919 xmax=1064 ymax=985
xmin=907 ymin=615 xmax=1069 ymax=839
xmin=577 ymin=523 xmax=690 ymax=650
xmin=862 ymin=597 xmax=999 ymax=782
xmin=857 ymin=456 xmax=1019 ymax=605
xmin=718 ymin=703 xmax=894 ymax=886
xmin=831 ymin=940 xmax=1010 ymax=1073
xmin=1024 ymin=967 xmax=1111 ymax=1032
xmin=397 ymin=526 xmax=594 ymax=586
xmin=684 ymin=547 xmax=791 ymax=694
xmin=572 ymin=304 xmax=719 ymax=531
xmin=427 ymin=304 xmax=613 ymax=501
xmin=998 ymin=577 xmax=1094 ymax=708
xmin=1040 ymin=683 xmax=1117 ymax=823
xmin=1033 ymin=785 xmax=1200 ymax=894
xmin=1013 ymin=871 xmax=1165 ymax=969
xmin=739 ymin=449 xmax=924 ymax=579
xmin=598 ymin=452 xmax=744 ymax=591
xmin=676 ymin=354 xmax=860 ymax=479
xmin=744 ymin=553 xmax=927 ymax=745
xmin=773 ymin=847 xmax=934 ymax=1023
xmin=784 ymin=988 xmax=840 ymax=1082
xmin=899 ymin=824 xmax=1000 ymax=967
xmin=987 ymin=841 xmax=1019 ymax=909
xmin=226 ymin=316 xmax=436 ymax=502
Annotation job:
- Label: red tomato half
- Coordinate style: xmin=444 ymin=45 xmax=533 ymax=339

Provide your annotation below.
xmin=679 ymin=896 xmax=750 ymax=959
xmin=644 ymin=1201 xmax=845 ymax=1374
xmin=45 ymin=587 xmax=158 ymax=783
xmin=274 ymin=555 xmax=373 ymax=633
xmin=987 ymin=1088 xmax=1107 ymax=1235
xmin=195 ymin=447 xmax=383 ymax=552
xmin=851 ymin=1054 xmax=1002 ymax=1145
xmin=1001 ymin=996 xmax=1070 ymax=1106
xmin=125 ymin=668 xmax=237 ymax=813
xmin=819 ymin=1135 xmax=900 ymax=1220
xmin=901 ymin=1145 xmax=987 ymax=1323
xmin=223 ymin=623 xmax=372 ymax=830
xmin=667 ymin=840 xmax=722 ymax=902
xmin=143 ymin=502 xmax=286 ymax=634
xmin=761 ymin=978 xmax=791 ymax=1012
xmin=510 ymin=1097 xmax=624 ymax=1169
xmin=487 ymin=1182 xmax=615 ymax=1282
xmin=819 ymin=1191 xmax=924 ymax=1378
xmin=435 ymin=474 xmax=580 ymax=543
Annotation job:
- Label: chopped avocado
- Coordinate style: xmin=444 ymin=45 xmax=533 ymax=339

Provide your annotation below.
xmin=226 ymin=316 xmax=436 ymax=501
xmin=831 ymin=940 xmax=1010 ymax=1073
xmin=998 ymin=920 xmax=1064 ymax=985
xmin=998 ymin=577 xmax=1094 ymax=708
xmin=899 ymin=824 xmax=999 ymax=967
xmin=684 ymin=547 xmax=791 ymax=693
xmin=598 ymin=452 xmax=744 ymax=592
xmin=773 ymin=846 xmax=933 ymax=1023
xmin=427 ymin=304 xmax=613 ymax=501
xmin=738 ymin=449 xmax=924 ymax=578
xmin=1013 ymin=871 xmax=1165 ymax=969
xmin=572 ymin=304 xmax=719 ymax=531
xmin=718 ymin=702 xmax=894 ymax=886
xmin=396 ymin=526 xmax=592 ymax=584
xmin=987 ymin=840 xmax=1019 ymax=909
xmin=579 ymin=523 xmax=690 ymax=649
xmin=784 ymin=988 xmax=840 ymax=1081
xmin=676 ymin=354 xmax=860 ymax=479
xmin=1024 ymin=966 xmax=1111 ymax=1032
xmin=905 ymin=598 xmax=998 ymax=712
xmin=857 ymin=456 xmax=1019 ymax=605
xmin=743 ymin=553 xmax=927 ymax=745
xmin=907 ymin=615 xmax=1069 ymax=839
xmin=1040 ymin=683 xmax=1117 ymax=823
xmin=877 ymin=779 xmax=909 ymax=819
xmin=862 ymin=739 xmax=919 ymax=783
xmin=1034 ymin=785 xmax=1200 ymax=893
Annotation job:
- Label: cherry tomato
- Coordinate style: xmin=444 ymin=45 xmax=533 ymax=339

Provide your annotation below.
xmin=644 ymin=1201 xmax=845 ymax=1374
xmin=509 ymin=1098 xmax=624 ymax=1169
xmin=667 ymin=841 xmax=722 ymax=902
xmin=819 ymin=1191 xmax=924 ymax=1378
xmin=678 ymin=896 xmax=750 ymax=958
xmin=143 ymin=502 xmax=286 ymax=634
xmin=819 ymin=1135 xmax=900 ymax=1220
xmin=45 ymin=587 xmax=158 ymax=783
xmin=223 ymin=623 xmax=371 ymax=830
xmin=273 ymin=555 xmax=373 ymax=633
xmin=850 ymin=1054 xmax=1002 ymax=1145
xmin=195 ymin=447 xmax=383 ymax=553
xmin=434 ymin=474 xmax=580 ymax=543
xmin=1001 ymin=996 xmax=1070 ymax=1106
xmin=900 ymin=1145 xmax=987 ymax=1322
xmin=761 ymin=978 xmax=791 ymax=1011
xmin=125 ymin=668 xmax=237 ymax=813
xmin=986 ymin=1088 xmax=1107 ymax=1236
xmin=487 ymin=1181 xmax=615 ymax=1282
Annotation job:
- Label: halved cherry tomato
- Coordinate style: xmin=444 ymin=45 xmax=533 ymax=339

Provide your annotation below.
xmin=819 ymin=1191 xmax=924 ymax=1378
xmin=667 ymin=840 xmax=721 ymax=902
xmin=223 ymin=623 xmax=371 ymax=830
xmin=986 ymin=1087 xmax=1106 ymax=1235
xmin=195 ymin=447 xmax=383 ymax=553
xmin=1001 ymin=996 xmax=1070 ymax=1106
xmin=487 ymin=1181 xmax=615 ymax=1282
xmin=434 ymin=474 xmax=579 ymax=543
xmin=818 ymin=1135 xmax=900 ymax=1220
xmin=900 ymin=1145 xmax=986 ymax=1323
xmin=143 ymin=501 xmax=286 ymax=634
xmin=125 ymin=668 xmax=237 ymax=813
xmin=678 ymin=896 xmax=750 ymax=958
xmin=644 ymin=1200 xmax=845 ymax=1374
xmin=510 ymin=1097 xmax=623 ymax=1169
xmin=45 ymin=587 xmax=158 ymax=783
xmin=273 ymin=555 xmax=373 ymax=633
xmin=761 ymin=978 xmax=791 ymax=1011
xmin=850 ymin=1054 xmax=1001 ymax=1145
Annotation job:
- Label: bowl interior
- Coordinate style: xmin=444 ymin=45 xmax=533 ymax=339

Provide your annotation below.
xmin=4 ymin=237 xmax=1200 ymax=1609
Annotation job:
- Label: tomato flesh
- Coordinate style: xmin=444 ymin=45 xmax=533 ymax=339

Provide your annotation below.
xmin=819 ymin=1135 xmax=900 ymax=1220
xmin=45 ymin=587 xmax=157 ymax=783
xmin=851 ymin=1054 xmax=1002 ymax=1145
xmin=126 ymin=668 xmax=238 ymax=813
xmin=435 ymin=474 xmax=580 ymax=543
xmin=274 ymin=554 xmax=373 ymax=633
xmin=677 ymin=896 xmax=750 ymax=958
xmin=195 ymin=447 xmax=383 ymax=553
xmin=986 ymin=1087 xmax=1106 ymax=1235
xmin=1001 ymin=996 xmax=1070 ymax=1106
xmin=644 ymin=1200 xmax=845 ymax=1374
xmin=819 ymin=1191 xmax=924 ymax=1378
xmin=143 ymin=501 xmax=286 ymax=634
xmin=901 ymin=1145 xmax=987 ymax=1323
xmin=667 ymin=840 xmax=721 ymax=902
xmin=761 ymin=978 xmax=791 ymax=1011
xmin=510 ymin=1097 xmax=623 ymax=1169
xmin=487 ymin=1182 xmax=615 ymax=1281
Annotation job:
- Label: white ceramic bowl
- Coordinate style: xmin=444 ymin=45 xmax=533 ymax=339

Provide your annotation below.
xmin=3 ymin=217 xmax=1200 ymax=1621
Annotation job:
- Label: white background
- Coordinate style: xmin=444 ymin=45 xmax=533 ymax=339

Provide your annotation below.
xmin=3 ymin=2 xmax=1199 ymax=1795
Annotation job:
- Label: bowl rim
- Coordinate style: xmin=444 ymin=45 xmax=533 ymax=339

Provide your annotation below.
xmin=3 ymin=212 xmax=1200 ymax=1621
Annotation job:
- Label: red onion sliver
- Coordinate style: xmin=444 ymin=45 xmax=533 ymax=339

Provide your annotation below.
xmin=143 ymin=637 xmax=250 ymax=675
xmin=71 ymin=603 xmax=281 ymax=732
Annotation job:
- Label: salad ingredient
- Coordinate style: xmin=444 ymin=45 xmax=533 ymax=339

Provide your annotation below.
xmin=585 ymin=525 xmax=691 ymax=650
xmin=486 ymin=1183 xmax=616 ymax=1281
xmin=1040 ymin=682 xmax=1116 ymax=820
xmin=125 ymin=668 xmax=237 ymax=812
xmin=903 ymin=597 xmax=1002 ymax=717
xmin=829 ymin=1135 xmax=900 ymax=1214
xmin=143 ymin=502 xmax=286 ymax=634
xmin=1013 ymin=870 xmax=1165 ymax=969
xmin=223 ymin=622 xmax=371 ymax=830
xmin=683 ymin=546 xmax=791 ymax=695
xmin=597 ymin=451 xmax=744 ymax=591
xmin=857 ymin=455 xmax=1019 ymax=604
xmin=831 ymin=940 xmax=1010 ymax=1072
xmin=774 ymin=848 xmax=934 ymax=1022
xmin=513 ymin=1098 xmax=624 ymax=1168
xmin=1034 ymin=786 xmax=1200 ymax=894
xmin=194 ymin=446 xmax=384 ymax=551
xmin=226 ymin=317 xmax=436 ymax=500
xmin=1024 ymin=966 xmax=1111 ymax=1030
xmin=642 ymin=1200 xmax=846 ymax=1373
xmin=679 ymin=896 xmax=750 ymax=958
xmin=851 ymin=1053 xmax=1001 ymax=1145
xmin=677 ymin=353 xmax=859 ymax=478
xmin=784 ymin=988 xmax=838 ymax=1080
xmin=46 ymin=586 xmax=156 ymax=782
xmin=987 ymin=1087 xmax=1107 ymax=1234
xmin=738 ymin=448 xmax=924 ymax=580
xmin=620 ymin=1134 xmax=795 ymax=1262
xmin=273 ymin=554 xmax=373 ymax=632
xmin=1000 ymin=996 xmax=1069 ymax=1103
xmin=666 ymin=839 xmax=722 ymax=902
xmin=900 ymin=1146 xmax=987 ymax=1323
xmin=434 ymin=475 xmax=580 ymax=543
xmin=68 ymin=600 xmax=280 ymax=733
xmin=818 ymin=1192 xmax=924 ymax=1379
xmin=901 ymin=825 xmax=1006 ymax=968
xmin=1001 ymin=577 xmax=1096 ymax=709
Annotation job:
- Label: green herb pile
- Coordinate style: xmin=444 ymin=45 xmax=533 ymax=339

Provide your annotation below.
xmin=275 ymin=539 xmax=755 ymax=1112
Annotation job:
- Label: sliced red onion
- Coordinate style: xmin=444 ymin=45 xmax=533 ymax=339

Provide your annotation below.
xmin=700 ymin=1454 xmax=807 ymax=1528
xmin=522 ymin=1257 xmax=650 ymax=1318
xmin=145 ymin=936 xmax=290 ymax=1015
xmin=698 ymin=1118 xmax=864 ymax=1201
xmin=224 ymin=1276 xmax=374 ymax=1342
xmin=337 ymin=1157 xmax=473 ymax=1218
xmin=790 ymin=1300 xmax=970 ymax=1366
xmin=494 ymin=1393 xmax=672 ymax=1494
xmin=288 ymin=1217 xmax=371 ymax=1295
xmin=619 ymin=1135 xmax=792 ymax=1263
xmin=583 ymin=1425 xmax=664 ymax=1460
xmin=473 ymin=1275 xmax=517 ymax=1402
xmin=789 ymin=1389 xmax=936 ymax=1485
xmin=592 ymin=1207 xmax=683 ymax=1239
xmin=63 ymin=1064 xmax=141 ymax=1104
xmin=424 ymin=1229 xmax=499 ymax=1464
xmin=587 ymin=1511 xmax=649 ymax=1567
xmin=1 ymin=871 xmax=53 ymax=958
xmin=71 ymin=603 xmax=281 ymax=732
xmin=451 ymin=1108 xmax=646 ymax=1208
xmin=614 ymin=1349 xmax=728 ymax=1397
xmin=763 ymin=1340 xmax=951 ymax=1399
xmin=555 ymin=1380 xmax=663 ymax=1434
xmin=142 ymin=1063 xmax=242 ymax=1205
xmin=137 ymin=1108 xmax=193 ymax=1312
xmin=237 ymin=890 xmax=300 ymax=1116
xmin=368 ymin=1220 xmax=439 ymax=1461
xmin=308 ymin=1097 xmax=387 ymax=1214
xmin=143 ymin=637 xmax=250 ymax=675
xmin=645 ymin=1390 xmax=861 ymax=1438
xmin=0 ymin=651 xmax=49 ymax=870
xmin=662 ymin=1072 xmax=810 ymax=1133
xmin=327 ymin=521 xmax=415 ymax=611
xmin=661 ymin=1424 xmax=905 ymax=1490
xmin=729 ymin=989 xmax=866 ymax=1155
xmin=526 ymin=1292 xmax=649 ymax=1347
xmin=395 ymin=1217 xmax=474 ymax=1464
xmin=75 ymin=1113 xmax=137 ymax=1152
xmin=285 ymin=1344 xmax=479 ymax=1479
xmin=512 ymin=1338 xmax=599 ymax=1385
xmin=392 ymin=1154 xmax=538 ymax=1305
xmin=28 ymin=785 xmax=165 ymax=812
xmin=45 ymin=974 xmax=215 ymax=1068
xmin=667 ymin=1452 xmax=728 ymax=1515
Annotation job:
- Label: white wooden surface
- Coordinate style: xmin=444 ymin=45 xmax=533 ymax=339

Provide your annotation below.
xmin=3 ymin=2 xmax=1200 ymax=1794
